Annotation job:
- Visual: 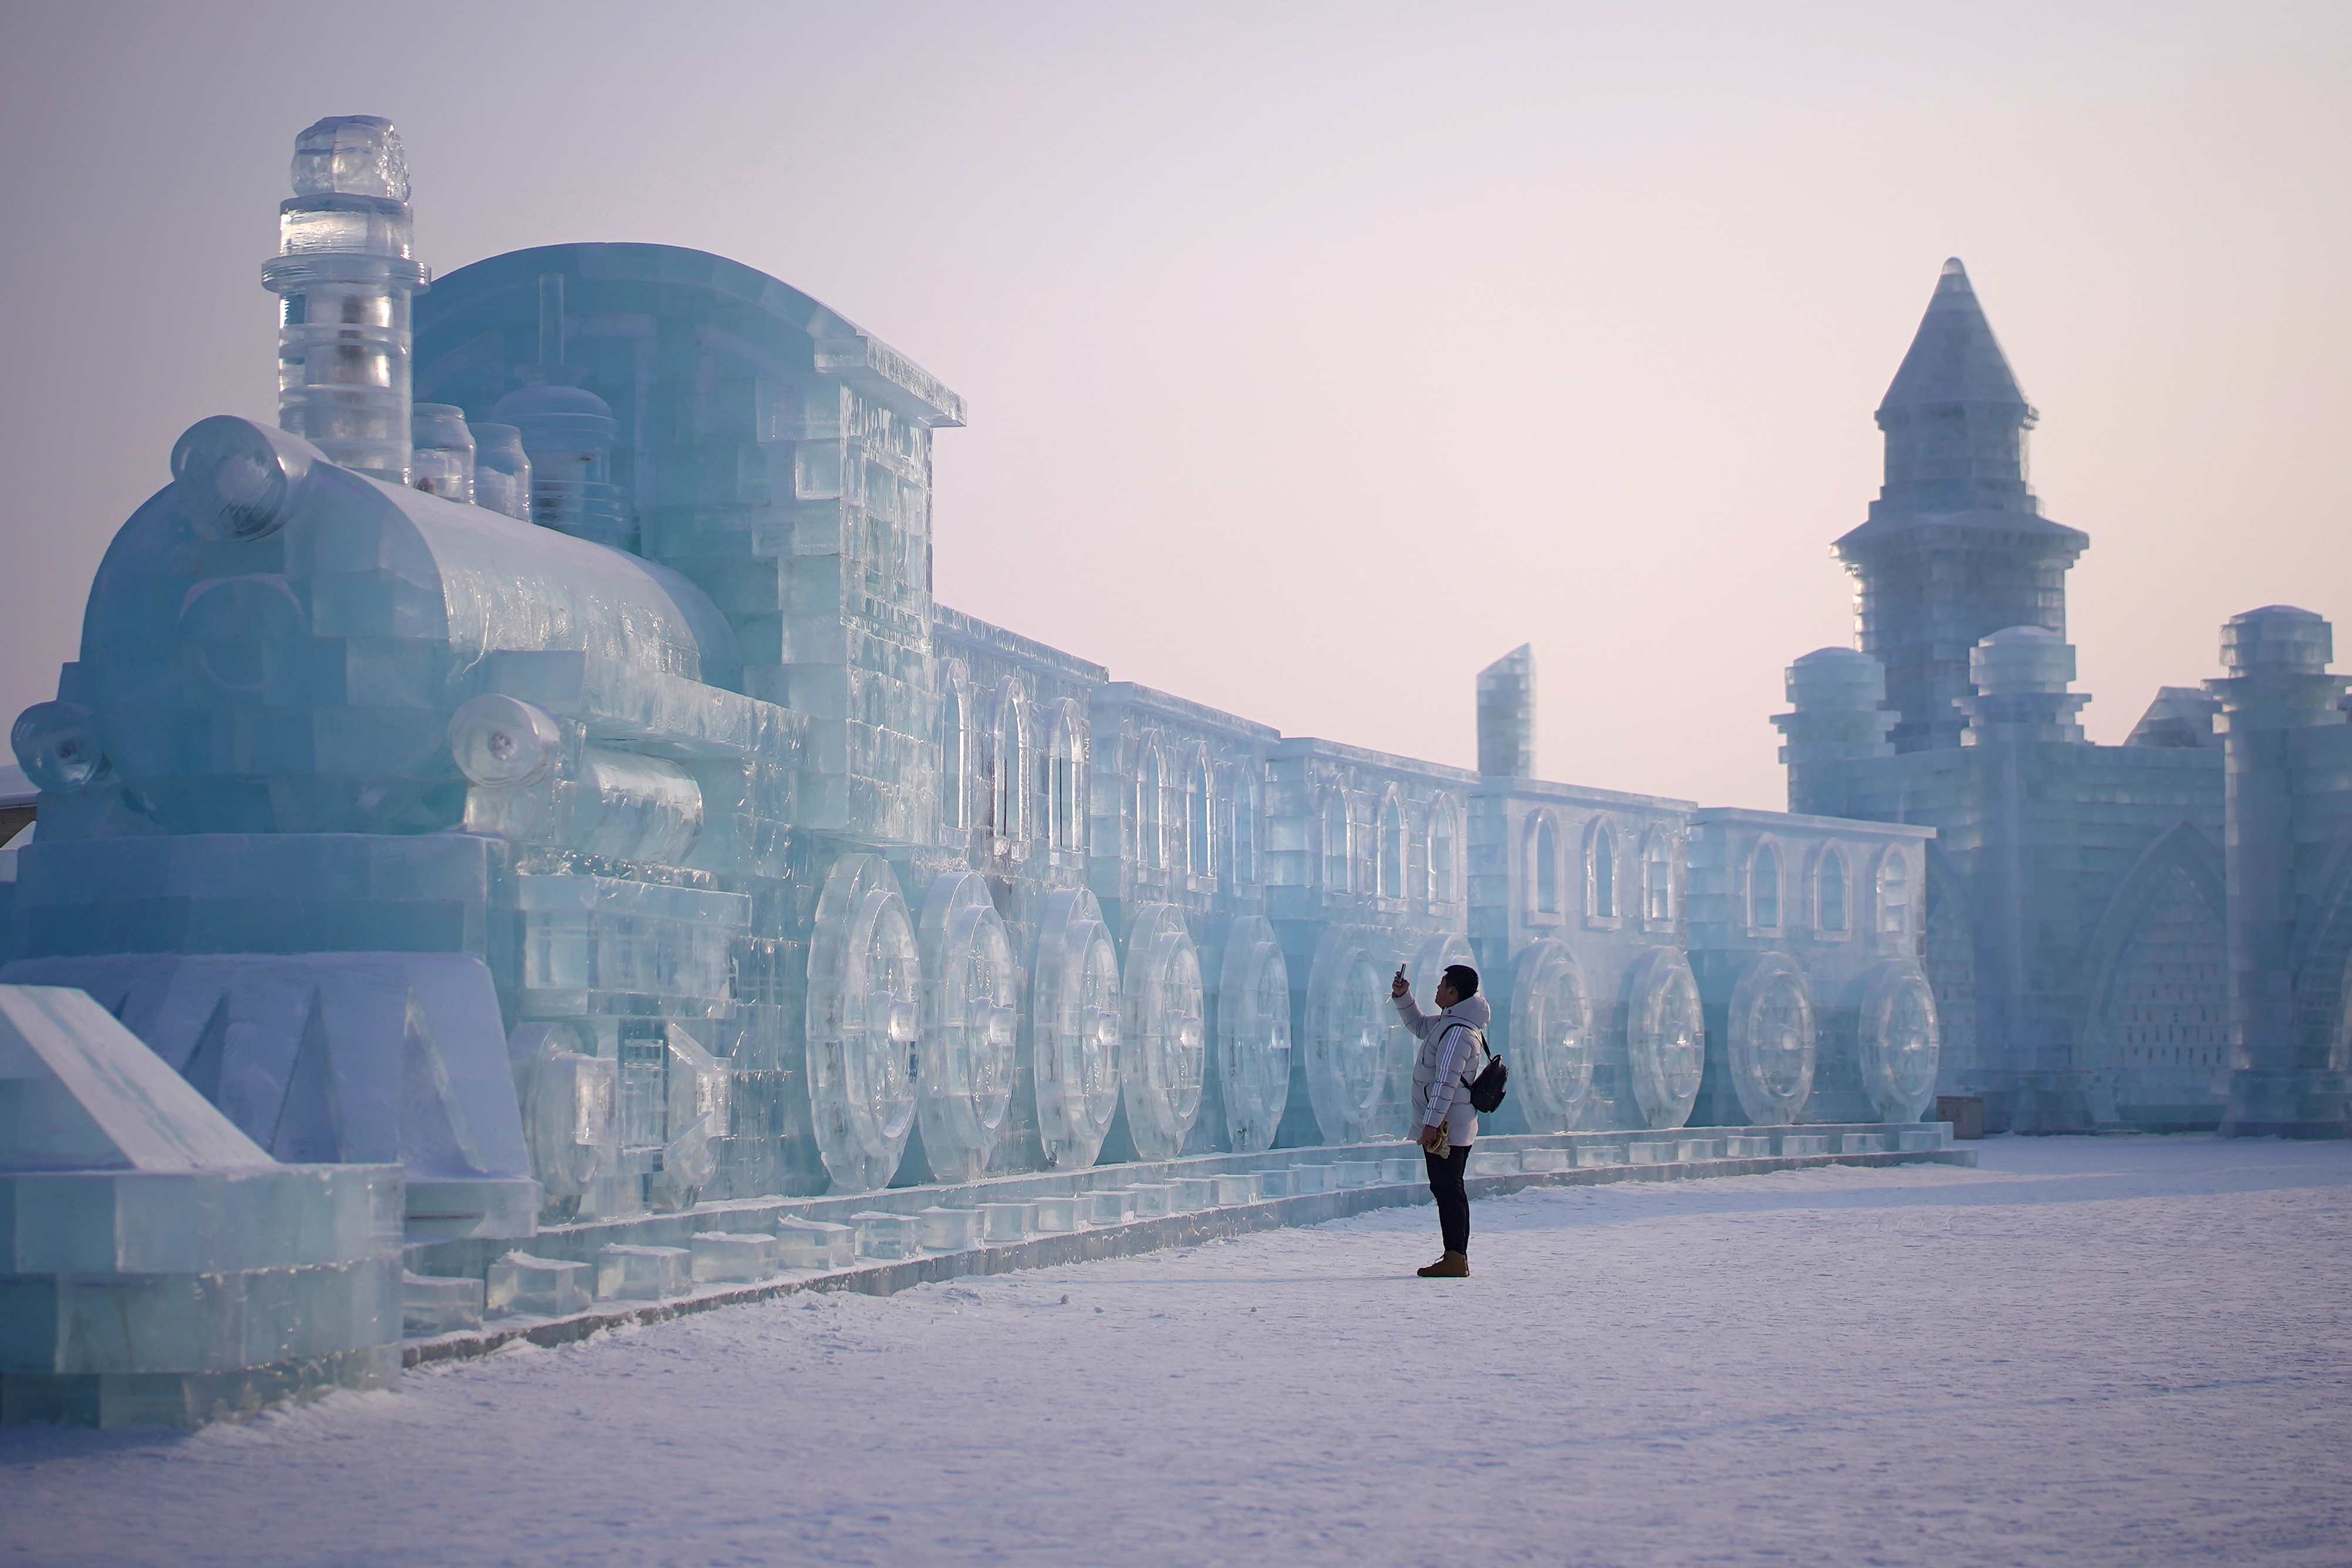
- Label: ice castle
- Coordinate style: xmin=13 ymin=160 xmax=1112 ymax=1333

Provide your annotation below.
xmin=0 ymin=118 xmax=2336 ymax=1424
xmin=1774 ymin=258 xmax=2352 ymax=1140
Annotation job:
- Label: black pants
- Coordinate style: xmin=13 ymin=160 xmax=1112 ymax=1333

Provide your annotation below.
xmin=1426 ymin=1143 xmax=1471 ymax=1254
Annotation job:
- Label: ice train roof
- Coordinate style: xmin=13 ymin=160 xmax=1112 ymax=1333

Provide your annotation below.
xmin=419 ymin=243 xmax=965 ymax=429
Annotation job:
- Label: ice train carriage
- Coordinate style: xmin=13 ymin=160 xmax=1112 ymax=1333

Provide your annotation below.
xmin=0 ymin=136 xmax=1949 ymax=1246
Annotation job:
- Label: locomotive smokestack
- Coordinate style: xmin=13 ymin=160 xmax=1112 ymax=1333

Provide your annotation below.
xmin=262 ymin=116 xmax=430 ymax=484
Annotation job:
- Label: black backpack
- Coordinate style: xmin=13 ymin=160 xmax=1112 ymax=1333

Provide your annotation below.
xmin=1461 ymin=1028 xmax=1509 ymax=1114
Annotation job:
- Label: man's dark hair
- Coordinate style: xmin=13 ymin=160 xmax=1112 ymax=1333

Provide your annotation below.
xmin=1441 ymin=963 xmax=1480 ymax=999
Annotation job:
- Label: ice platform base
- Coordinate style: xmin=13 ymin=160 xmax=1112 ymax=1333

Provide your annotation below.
xmin=403 ymin=1122 xmax=1970 ymax=1365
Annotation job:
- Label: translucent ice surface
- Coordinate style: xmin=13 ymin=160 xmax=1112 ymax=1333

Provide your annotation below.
xmin=916 ymin=1206 xmax=982 ymax=1250
xmin=852 ymin=1212 xmax=919 ymax=1260
xmin=689 ymin=1233 xmax=776 ymax=1284
xmin=596 ymin=1244 xmax=688 ymax=1300
xmin=771 ymin=1217 xmax=854 ymax=1272
xmin=402 ymin=1273 xmax=485 ymax=1336
xmin=486 ymin=1253 xmax=589 ymax=1318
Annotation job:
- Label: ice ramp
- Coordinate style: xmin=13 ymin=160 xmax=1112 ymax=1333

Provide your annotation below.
xmin=0 ymin=985 xmax=405 ymax=1428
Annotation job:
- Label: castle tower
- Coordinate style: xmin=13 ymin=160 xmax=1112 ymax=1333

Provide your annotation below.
xmin=1834 ymin=260 xmax=2089 ymax=753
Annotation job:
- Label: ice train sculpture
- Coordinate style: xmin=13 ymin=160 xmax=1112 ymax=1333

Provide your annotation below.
xmin=0 ymin=116 xmax=1944 ymax=1266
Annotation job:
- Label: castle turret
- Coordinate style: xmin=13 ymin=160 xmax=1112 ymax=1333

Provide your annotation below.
xmin=1834 ymin=261 xmax=2089 ymax=753
xmin=1960 ymin=626 xmax=2090 ymax=745
xmin=2209 ymin=606 xmax=2352 ymax=1138
xmin=1770 ymin=648 xmax=1896 ymax=817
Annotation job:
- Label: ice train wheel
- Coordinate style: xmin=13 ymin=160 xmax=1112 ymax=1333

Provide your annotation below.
xmin=1856 ymin=959 xmax=1939 ymax=1121
xmin=806 ymin=854 xmax=922 ymax=1193
xmin=1626 ymin=946 xmax=1704 ymax=1131
xmin=915 ymin=872 xmax=1020 ymax=1183
xmin=1216 ymin=916 xmax=1292 ymax=1155
xmin=1032 ymin=888 xmax=1122 ymax=1168
xmin=1726 ymin=952 xmax=1816 ymax=1125
xmin=1510 ymin=938 xmax=1595 ymax=1131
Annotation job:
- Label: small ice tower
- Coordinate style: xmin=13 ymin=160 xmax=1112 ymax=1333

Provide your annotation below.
xmin=467 ymin=421 xmax=532 ymax=520
xmin=263 ymin=116 xmax=429 ymax=484
xmin=1960 ymin=626 xmax=2090 ymax=745
xmin=409 ymin=403 xmax=474 ymax=503
xmin=490 ymin=274 xmax=634 ymax=552
xmin=1477 ymin=644 xmax=1537 ymax=778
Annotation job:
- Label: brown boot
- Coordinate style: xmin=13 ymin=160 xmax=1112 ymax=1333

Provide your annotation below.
xmin=1416 ymin=1250 xmax=1470 ymax=1278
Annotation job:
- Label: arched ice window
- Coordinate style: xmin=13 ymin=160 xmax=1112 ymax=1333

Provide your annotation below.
xmin=1589 ymin=822 xmax=1616 ymax=919
xmin=1533 ymin=815 xmax=1559 ymax=914
xmin=1047 ymin=704 xmax=1083 ymax=850
xmin=1187 ymin=751 xmax=1212 ymax=876
xmin=940 ymin=680 xmax=968 ymax=831
xmin=1428 ymin=797 xmax=1458 ymax=904
xmin=1231 ymin=767 xmax=1261 ymax=884
xmin=1138 ymin=746 xmax=1165 ymax=869
xmin=1818 ymin=848 xmax=1848 ymax=931
xmin=1878 ymin=850 xmax=1911 ymax=936
xmin=992 ymin=684 xmax=1027 ymax=847
xmin=1751 ymin=842 xmax=1781 ymax=929
xmin=1322 ymin=793 xmax=1351 ymax=891
xmin=1644 ymin=833 xmax=1674 ymax=923
xmin=1379 ymin=794 xmax=1405 ymax=897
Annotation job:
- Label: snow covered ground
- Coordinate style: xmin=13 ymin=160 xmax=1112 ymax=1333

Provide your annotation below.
xmin=6 ymin=1136 xmax=2349 ymax=1567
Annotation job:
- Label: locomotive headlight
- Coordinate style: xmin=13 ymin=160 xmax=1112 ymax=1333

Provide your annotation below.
xmin=10 ymin=701 xmax=105 ymax=793
xmin=170 ymin=416 xmax=326 ymax=542
xmin=447 ymin=694 xmax=560 ymax=787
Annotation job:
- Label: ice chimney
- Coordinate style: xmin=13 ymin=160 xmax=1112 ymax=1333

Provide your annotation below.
xmin=262 ymin=116 xmax=429 ymax=484
xmin=1477 ymin=645 xmax=1536 ymax=778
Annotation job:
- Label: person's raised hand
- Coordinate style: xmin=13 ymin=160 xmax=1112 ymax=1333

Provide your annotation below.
xmin=1390 ymin=967 xmax=1409 ymax=999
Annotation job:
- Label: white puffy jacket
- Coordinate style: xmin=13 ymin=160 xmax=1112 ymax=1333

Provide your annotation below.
xmin=1394 ymin=992 xmax=1491 ymax=1146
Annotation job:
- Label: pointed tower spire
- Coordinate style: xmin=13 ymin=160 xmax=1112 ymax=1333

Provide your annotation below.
xmin=1832 ymin=260 xmax=2090 ymax=753
xmin=1872 ymin=258 xmax=2038 ymax=515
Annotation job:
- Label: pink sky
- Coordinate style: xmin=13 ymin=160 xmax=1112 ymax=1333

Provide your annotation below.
xmin=1 ymin=1 xmax=2344 ymax=808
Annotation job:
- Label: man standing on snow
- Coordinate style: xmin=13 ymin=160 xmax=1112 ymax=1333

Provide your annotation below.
xmin=1390 ymin=962 xmax=1490 ymax=1278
